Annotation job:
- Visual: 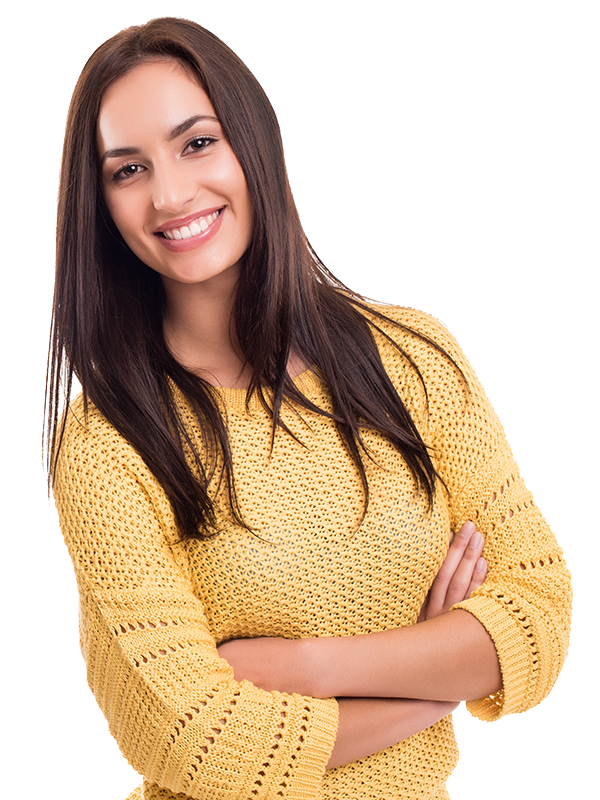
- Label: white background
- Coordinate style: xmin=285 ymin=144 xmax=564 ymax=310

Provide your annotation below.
xmin=1 ymin=1 xmax=598 ymax=797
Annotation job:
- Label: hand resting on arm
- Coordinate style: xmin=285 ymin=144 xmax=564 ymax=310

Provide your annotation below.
xmin=218 ymin=521 xmax=493 ymax=768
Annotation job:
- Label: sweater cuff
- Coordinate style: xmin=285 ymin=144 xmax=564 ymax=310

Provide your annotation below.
xmin=451 ymin=594 xmax=535 ymax=721
xmin=288 ymin=697 xmax=339 ymax=798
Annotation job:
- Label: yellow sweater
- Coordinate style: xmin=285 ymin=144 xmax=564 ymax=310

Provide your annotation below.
xmin=54 ymin=307 xmax=571 ymax=800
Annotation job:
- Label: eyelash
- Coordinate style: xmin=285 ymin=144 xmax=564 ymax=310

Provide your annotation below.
xmin=185 ymin=134 xmax=217 ymax=153
xmin=110 ymin=135 xmax=218 ymax=182
xmin=111 ymin=163 xmax=142 ymax=182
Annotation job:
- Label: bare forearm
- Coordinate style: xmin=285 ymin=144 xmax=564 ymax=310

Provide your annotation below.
xmin=327 ymin=697 xmax=457 ymax=769
xmin=218 ymin=525 xmax=501 ymax=703
xmin=311 ymin=609 xmax=502 ymax=702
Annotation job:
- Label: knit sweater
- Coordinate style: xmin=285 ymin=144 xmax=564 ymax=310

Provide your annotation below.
xmin=54 ymin=306 xmax=571 ymax=800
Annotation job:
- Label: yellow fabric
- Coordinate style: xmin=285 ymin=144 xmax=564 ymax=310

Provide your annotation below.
xmin=54 ymin=306 xmax=571 ymax=799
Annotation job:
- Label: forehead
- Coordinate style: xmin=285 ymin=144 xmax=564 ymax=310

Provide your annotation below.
xmin=97 ymin=60 xmax=216 ymax=148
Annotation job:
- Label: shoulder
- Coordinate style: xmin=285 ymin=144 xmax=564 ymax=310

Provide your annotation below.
xmin=359 ymin=301 xmax=503 ymax=434
xmin=357 ymin=302 xmax=471 ymax=380
xmin=58 ymin=394 xmax=132 ymax=466
xmin=360 ymin=301 xmax=456 ymax=346
xmin=54 ymin=394 xmax=179 ymax=545
xmin=55 ymin=394 xmax=159 ymax=500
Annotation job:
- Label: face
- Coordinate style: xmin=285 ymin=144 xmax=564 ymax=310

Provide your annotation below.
xmin=97 ymin=60 xmax=253 ymax=290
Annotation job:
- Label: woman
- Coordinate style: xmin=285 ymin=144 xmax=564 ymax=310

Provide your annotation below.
xmin=47 ymin=17 xmax=571 ymax=800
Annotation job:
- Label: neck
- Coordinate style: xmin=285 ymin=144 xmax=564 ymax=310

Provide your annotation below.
xmin=162 ymin=266 xmax=308 ymax=389
xmin=162 ymin=268 xmax=251 ymax=389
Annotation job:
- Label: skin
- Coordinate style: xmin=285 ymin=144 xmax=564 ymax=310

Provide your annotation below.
xmin=218 ymin=522 xmax=492 ymax=697
xmin=98 ymin=59 xmax=256 ymax=388
xmin=218 ymin=521 xmax=501 ymax=768
xmin=98 ymin=61 xmax=501 ymax=770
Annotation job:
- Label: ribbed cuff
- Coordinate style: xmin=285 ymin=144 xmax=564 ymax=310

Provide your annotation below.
xmin=288 ymin=697 xmax=339 ymax=798
xmin=452 ymin=594 xmax=534 ymax=721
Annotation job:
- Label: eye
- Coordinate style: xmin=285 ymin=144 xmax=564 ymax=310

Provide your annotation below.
xmin=112 ymin=163 xmax=144 ymax=182
xmin=185 ymin=135 xmax=217 ymax=154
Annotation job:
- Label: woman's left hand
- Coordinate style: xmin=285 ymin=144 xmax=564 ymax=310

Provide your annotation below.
xmin=418 ymin=520 xmax=487 ymax=622
xmin=217 ymin=636 xmax=310 ymax=694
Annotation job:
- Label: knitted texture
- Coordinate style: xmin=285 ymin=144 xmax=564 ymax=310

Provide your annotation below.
xmin=54 ymin=306 xmax=571 ymax=799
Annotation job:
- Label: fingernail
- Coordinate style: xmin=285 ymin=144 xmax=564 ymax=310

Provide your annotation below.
xmin=459 ymin=521 xmax=476 ymax=539
xmin=475 ymin=557 xmax=487 ymax=573
xmin=469 ymin=531 xmax=484 ymax=549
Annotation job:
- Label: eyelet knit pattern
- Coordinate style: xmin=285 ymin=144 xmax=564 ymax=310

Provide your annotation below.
xmin=54 ymin=306 xmax=571 ymax=799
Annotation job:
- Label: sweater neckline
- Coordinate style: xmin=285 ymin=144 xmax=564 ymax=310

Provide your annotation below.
xmin=213 ymin=367 xmax=324 ymax=412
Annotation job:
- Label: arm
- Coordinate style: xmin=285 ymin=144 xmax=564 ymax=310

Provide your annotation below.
xmin=413 ymin=311 xmax=571 ymax=720
xmin=327 ymin=698 xmax=458 ymax=770
xmin=216 ymin=521 xmax=481 ymax=769
xmin=54 ymin=402 xmax=338 ymax=798
xmin=215 ymin=525 xmax=478 ymax=768
xmin=219 ymin=521 xmax=498 ymax=702
xmin=376 ymin=309 xmax=572 ymax=719
xmin=307 ymin=608 xmax=501 ymax=702
xmin=309 ymin=522 xmax=501 ymax=701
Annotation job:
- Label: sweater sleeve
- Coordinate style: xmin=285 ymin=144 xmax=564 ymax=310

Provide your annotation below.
xmin=376 ymin=307 xmax=572 ymax=722
xmin=53 ymin=402 xmax=338 ymax=799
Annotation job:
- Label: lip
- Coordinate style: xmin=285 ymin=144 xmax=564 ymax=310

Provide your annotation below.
xmin=155 ymin=206 xmax=224 ymax=234
xmin=154 ymin=206 xmax=225 ymax=253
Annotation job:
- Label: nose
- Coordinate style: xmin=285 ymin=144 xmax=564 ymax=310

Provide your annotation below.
xmin=151 ymin=162 xmax=197 ymax=214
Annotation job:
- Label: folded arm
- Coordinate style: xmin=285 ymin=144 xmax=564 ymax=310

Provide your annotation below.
xmin=219 ymin=520 xmax=492 ymax=767
xmin=218 ymin=520 xmax=499 ymax=703
xmin=327 ymin=697 xmax=458 ymax=770
xmin=307 ymin=520 xmax=501 ymax=700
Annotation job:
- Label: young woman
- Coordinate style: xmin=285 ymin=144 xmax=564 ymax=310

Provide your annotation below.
xmin=47 ymin=17 xmax=571 ymax=800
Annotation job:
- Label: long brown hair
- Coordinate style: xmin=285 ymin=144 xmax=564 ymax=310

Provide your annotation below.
xmin=46 ymin=17 xmax=452 ymax=539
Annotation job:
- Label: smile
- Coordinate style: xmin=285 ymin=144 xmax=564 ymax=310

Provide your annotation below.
xmin=160 ymin=210 xmax=222 ymax=240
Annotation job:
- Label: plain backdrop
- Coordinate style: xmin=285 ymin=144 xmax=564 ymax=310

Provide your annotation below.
xmin=1 ymin=1 xmax=598 ymax=797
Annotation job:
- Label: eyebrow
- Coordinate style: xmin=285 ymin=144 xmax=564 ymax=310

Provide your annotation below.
xmin=100 ymin=114 xmax=220 ymax=164
xmin=168 ymin=114 xmax=219 ymax=140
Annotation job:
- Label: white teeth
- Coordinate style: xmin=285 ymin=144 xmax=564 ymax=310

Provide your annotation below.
xmin=162 ymin=210 xmax=220 ymax=240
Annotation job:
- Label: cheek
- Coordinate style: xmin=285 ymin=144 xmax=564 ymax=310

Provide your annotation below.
xmin=204 ymin=157 xmax=246 ymax=200
xmin=208 ymin=152 xmax=252 ymax=214
xmin=105 ymin=195 xmax=144 ymax=248
xmin=104 ymin=193 xmax=126 ymax=233
xmin=232 ymin=173 xmax=254 ymax=233
xmin=235 ymin=170 xmax=253 ymax=218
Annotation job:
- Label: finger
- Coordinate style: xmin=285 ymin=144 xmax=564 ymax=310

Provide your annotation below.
xmin=443 ymin=531 xmax=485 ymax=610
xmin=465 ymin=556 xmax=488 ymax=598
xmin=426 ymin=522 xmax=477 ymax=616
